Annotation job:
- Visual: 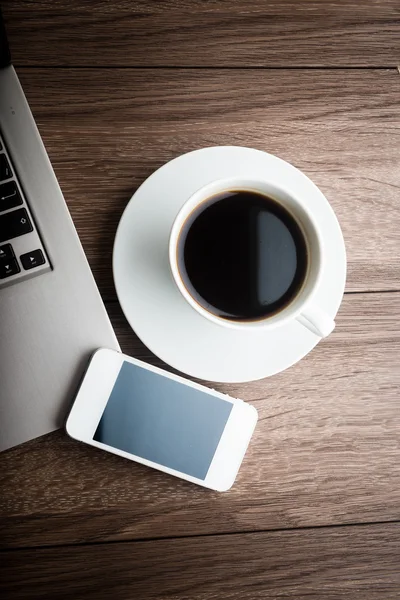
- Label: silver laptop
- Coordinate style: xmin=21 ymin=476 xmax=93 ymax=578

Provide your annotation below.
xmin=0 ymin=13 xmax=120 ymax=451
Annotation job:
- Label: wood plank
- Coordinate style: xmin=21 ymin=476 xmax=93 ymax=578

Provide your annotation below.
xmin=2 ymin=524 xmax=400 ymax=600
xmin=1 ymin=292 xmax=399 ymax=549
xmin=2 ymin=0 xmax=400 ymax=67
xmin=14 ymin=67 xmax=400 ymax=297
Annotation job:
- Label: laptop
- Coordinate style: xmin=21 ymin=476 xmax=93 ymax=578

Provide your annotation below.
xmin=0 ymin=12 xmax=120 ymax=451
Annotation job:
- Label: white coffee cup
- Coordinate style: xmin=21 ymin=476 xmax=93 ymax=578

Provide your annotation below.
xmin=169 ymin=177 xmax=335 ymax=338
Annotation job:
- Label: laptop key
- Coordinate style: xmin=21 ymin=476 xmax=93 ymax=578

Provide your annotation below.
xmin=0 ymin=257 xmax=20 ymax=279
xmin=0 ymin=181 xmax=22 ymax=212
xmin=0 ymin=243 xmax=14 ymax=260
xmin=0 ymin=208 xmax=33 ymax=243
xmin=0 ymin=154 xmax=12 ymax=181
xmin=20 ymin=249 xmax=45 ymax=270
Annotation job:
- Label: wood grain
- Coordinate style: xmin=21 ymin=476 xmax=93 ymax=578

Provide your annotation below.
xmin=2 ymin=524 xmax=400 ymax=600
xmin=1 ymin=1 xmax=399 ymax=596
xmin=3 ymin=0 xmax=400 ymax=67
xmin=14 ymin=67 xmax=400 ymax=299
xmin=1 ymin=292 xmax=399 ymax=549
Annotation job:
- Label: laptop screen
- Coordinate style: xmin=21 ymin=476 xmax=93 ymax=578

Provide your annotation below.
xmin=0 ymin=9 xmax=12 ymax=68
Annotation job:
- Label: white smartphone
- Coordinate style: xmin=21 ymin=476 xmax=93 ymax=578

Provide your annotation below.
xmin=66 ymin=348 xmax=258 ymax=492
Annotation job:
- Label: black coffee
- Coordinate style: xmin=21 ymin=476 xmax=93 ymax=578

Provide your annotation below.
xmin=177 ymin=190 xmax=308 ymax=322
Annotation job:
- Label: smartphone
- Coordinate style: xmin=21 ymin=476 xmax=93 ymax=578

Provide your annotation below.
xmin=66 ymin=348 xmax=257 ymax=492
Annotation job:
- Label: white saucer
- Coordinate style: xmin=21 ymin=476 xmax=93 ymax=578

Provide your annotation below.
xmin=113 ymin=147 xmax=346 ymax=383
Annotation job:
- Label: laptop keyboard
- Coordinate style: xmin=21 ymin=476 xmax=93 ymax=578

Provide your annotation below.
xmin=0 ymin=132 xmax=51 ymax=288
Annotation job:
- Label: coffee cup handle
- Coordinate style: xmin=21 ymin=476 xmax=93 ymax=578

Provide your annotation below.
xmin=296 ymin=305 xmax=335 ymax=338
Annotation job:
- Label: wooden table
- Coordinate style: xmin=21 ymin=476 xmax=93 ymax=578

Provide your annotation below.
xmin=1 ymin=2 xmax=400 ymax=598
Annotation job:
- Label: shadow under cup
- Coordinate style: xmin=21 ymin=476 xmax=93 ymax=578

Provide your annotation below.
xmin=170 ymin=180 xmax=323 ymax=330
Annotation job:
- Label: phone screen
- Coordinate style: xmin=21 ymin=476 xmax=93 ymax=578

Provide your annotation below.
xmin=93 ymin=361 xmax=233 ymax=480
